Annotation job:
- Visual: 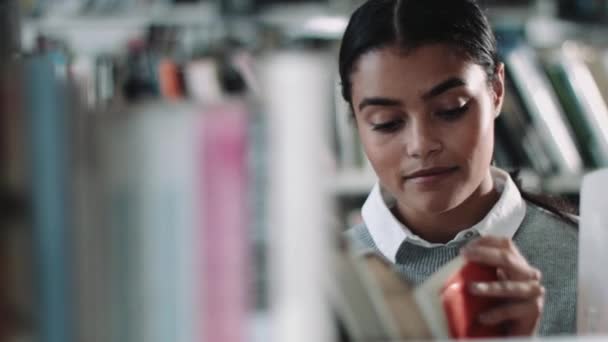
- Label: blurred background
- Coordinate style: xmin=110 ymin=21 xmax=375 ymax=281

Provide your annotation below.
xmin=2 ymin=0 xmax=608 ymax=341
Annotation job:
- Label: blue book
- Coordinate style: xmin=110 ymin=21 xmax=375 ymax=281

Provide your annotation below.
xmin=23 ymin=52 xmax=73 ymax=342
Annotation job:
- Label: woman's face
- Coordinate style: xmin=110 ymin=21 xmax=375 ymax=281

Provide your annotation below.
xmin=351 ymin=44 xmax=504 ymax=216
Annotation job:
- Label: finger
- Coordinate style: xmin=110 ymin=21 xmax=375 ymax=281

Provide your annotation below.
xmin=497 ymin=268 xmax=508 ymax=281
xmin=465 ymin=236 xmax=513 ymax=250
xmin=469 ymin=281 xmax=545 ymax=300
xmin=463 ymin=237 xmax=531 ymax=274
xmin=478 ymin=300 xmax=544 ymax=326
xmin=461 ymin=245 xmax=541 ymax=281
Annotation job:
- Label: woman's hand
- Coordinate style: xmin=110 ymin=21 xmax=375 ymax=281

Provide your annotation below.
xmin=460 ymin=236 xmax=545 ymax=336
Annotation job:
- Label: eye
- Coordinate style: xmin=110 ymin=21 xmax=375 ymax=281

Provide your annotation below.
xmin=371 ymin=119 xmax=404 ymax=133
xmin=436 ymin=103 xmax=469 ymax=120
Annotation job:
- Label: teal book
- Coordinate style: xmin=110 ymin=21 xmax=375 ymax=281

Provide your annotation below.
xmin=545 ymin=50 xmax=608 ymax=167
xmin=23 ymin=53 xmax=73 ymax=342
xmin=544 ymin=60 xmax=598 ymax=167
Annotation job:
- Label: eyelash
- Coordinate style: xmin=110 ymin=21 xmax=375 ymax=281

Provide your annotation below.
xmin=371 ymin=119 xmax=403 ymax=133
xmin=370 ymin=104 xmax=469 ymax=133
xmin=436 ymin=104 xmax=470 ymax=120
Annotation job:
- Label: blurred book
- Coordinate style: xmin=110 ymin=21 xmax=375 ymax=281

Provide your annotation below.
xmin=261 ymin=51 xmax=334 ymax=342
xmin=0 ymin=61 xmax=27 ymax=198
xmin=158 ymin=58 xmax=185 ymax=100
xmin=0 ymin=0 xmax=20 ymax=61
xmin=495 ymin=77 xmax=548 ymax=172
xmin=331 ymin=77 xmax=376 ymax=180
xmin=331 ymin=246 xmax=405 ymax=341
xmin=503 ymin=44 xmax=584 ymax=175
xmin=543 ymin=44 xmax=608 ymax=167
xmin=201 ymin=102 xmax=251 ymax=342
xmin=94 ymin=100 xmax=255 ymax=342
xmin=0 ymin=221 xmax=33 ymax=342
xmin=332 ymin=78 xmax=367 ymax=171
xmin=558 ymin=0 xmax=608 ymax=23
xmin=23 ymin=52 xmax=74 ymax=342
xmin=495 ymin=76 xmax=553 ymax=173
xmin=578 ymin=169 xmax=608 ymax=334
xmin=334 ymin=248 xmax=505 ymax=340
xmin=583 ymin=46 xmax=608 ymax=105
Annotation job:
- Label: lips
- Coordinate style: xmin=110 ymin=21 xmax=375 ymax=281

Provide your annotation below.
xmin=404 ymin=166 xmax=458 ymax=181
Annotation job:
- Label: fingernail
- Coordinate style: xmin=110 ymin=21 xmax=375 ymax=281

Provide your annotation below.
xmin=470 ymin=282 xmax=489 ymax=293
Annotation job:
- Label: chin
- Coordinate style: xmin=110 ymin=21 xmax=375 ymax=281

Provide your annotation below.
xmin=413 ymin=195 xmax=461 ymax=214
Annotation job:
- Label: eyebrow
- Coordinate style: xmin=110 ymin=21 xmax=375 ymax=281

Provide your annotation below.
xmin=357 ymin=77 xmax=467 ymax=112
xmin=358 ymin=97 xmax=402 ymax=111
xmin=422 ymin=77 xmax=466 ymax=100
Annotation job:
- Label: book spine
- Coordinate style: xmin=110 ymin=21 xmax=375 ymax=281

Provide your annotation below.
xmin=23 ymin=53 xmax=73 ymax=342
xmin=494 ymin=78 xmax=534 ymax=170
xmin=578 ymin=169 xmax=608 ymax=334
xmin=159 ymin=59 xmax=183 ymax=100
xmin=130 ymin=102 xmax=202 ymax=342
xmin=201 ymin=102 xmax=250 ymax=342
xmin=70 ymin=72 xmax=108 ymax=342
xmin=543 ymin=57 xmax=597 ymax=168
xmin=99 ymin=111 xmax=139 ymax=342
xmin=560 ymin=56 xmax=608 ymax=166
xmin=333 ymin=78 xmax=358 ymax=170
xmin=505 ymin=45 xmax=584 ymax=174
xmin=185 ymin=59 xmax=224 ymax=105
xmin=249 ymin=105 xmax=269 ymax=315
xmin=0 ymin=0 xmax=20 ymax=63
xmin=261 ymin=51 xmax=334 ymax=342
xmin=169 ymin=104 xmax=202 ymax=342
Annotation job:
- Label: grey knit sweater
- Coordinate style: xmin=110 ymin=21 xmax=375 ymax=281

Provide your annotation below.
xmin=344 ymin=202 xmax=578 ymax=336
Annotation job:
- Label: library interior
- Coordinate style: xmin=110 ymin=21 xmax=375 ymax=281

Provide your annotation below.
xmin=1 ymin=0 xmax=608 ymax=341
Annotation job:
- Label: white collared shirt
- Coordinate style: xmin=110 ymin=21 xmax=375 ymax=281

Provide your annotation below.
xmin=361 ymin=167 xmax=527 ymax=263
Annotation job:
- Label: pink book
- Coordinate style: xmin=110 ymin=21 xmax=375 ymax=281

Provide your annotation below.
xmin=201 ymin=101 xmax=250 ymax=342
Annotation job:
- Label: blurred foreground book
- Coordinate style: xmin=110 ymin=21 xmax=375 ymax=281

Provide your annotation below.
xmin=333 ymin=247 xmax=505 ymax=341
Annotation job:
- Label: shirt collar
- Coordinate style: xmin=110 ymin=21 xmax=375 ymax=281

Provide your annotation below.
xmin=361 ymin=167 xmax=527 ymax=263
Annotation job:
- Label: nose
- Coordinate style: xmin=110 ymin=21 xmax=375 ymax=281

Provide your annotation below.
xmin=405 ymin=119 xmax=442 ymax=159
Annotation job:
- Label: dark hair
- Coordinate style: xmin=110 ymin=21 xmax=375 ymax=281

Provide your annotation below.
xmin=339 ymin=0 xmax=499 ymax=104
xmin=509 ymin=170 xmax=578 ymax=226
xmin=338 ymin=0 xmax=578 ymax=226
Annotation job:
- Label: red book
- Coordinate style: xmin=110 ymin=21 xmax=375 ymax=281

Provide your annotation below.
xmin=411 ymin=256 xmax=507 ymax=340
xmin=441 ymin=262 xmax=504 ymax=339
xmin=158 ymin=59 xmax=183 ymax=100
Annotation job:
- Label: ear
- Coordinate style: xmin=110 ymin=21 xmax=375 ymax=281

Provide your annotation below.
xmin=491 ymin=63 xmax=505 ymax=119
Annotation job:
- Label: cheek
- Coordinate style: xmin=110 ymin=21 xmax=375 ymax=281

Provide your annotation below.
xmin=357 ymin=127 xmax=401 ymax=175
xmin=454 ymin=109 xmax=495 ymax=165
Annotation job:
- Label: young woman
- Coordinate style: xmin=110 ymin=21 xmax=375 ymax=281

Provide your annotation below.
xmin=341 ymin=0 xmax=577 ymax=336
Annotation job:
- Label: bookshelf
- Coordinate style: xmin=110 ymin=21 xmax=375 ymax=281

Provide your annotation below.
xmin=4 ymin=0 xmax=608 ymax=341
xmin=23 ymin=3 xmax=218 ymax=28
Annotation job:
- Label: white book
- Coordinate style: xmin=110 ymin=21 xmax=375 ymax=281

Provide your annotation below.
xmin=504 ymin=45 xmax=584 ymax=174
xmin=583 ymin=47 xmax=608 ymax=106
xmin=559 ymin=51 xmax=608 ymax=166
xmin=578 ymin=169 xmax=608 ymax=334
xmin=336 ymin=249 xmax=505 ymax=340
xmin=260 ymin=51 xmax=335 ymax=342
xmin=127 ymin=102 xmax=203 ymax=342
xmin=330 ymin=248 xmax=403 ymax=341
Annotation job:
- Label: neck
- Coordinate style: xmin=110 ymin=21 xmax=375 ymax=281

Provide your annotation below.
xmin=394 ymin=170 xmax=499 ymax=244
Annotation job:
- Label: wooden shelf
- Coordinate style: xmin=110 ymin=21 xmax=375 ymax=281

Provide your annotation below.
xmin=23 ymin=3 xmax=219 ymax=29
xmin=332 ymin=169 xmax=376 ymax=196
